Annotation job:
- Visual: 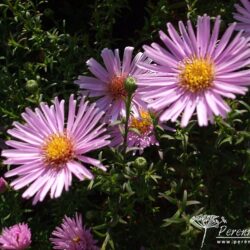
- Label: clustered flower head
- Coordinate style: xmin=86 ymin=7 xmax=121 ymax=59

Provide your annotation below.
xmin=138 ymin=14 xmax=250 ymax=127
xmin=110 ymin=109 xmax=160 ymax=153
xmin=1 ymin=95 xmax=110 ymax=204
xmin=0 ymin=223 xmax=31 ymax=250
xmin=75 ymin=47 xmax=149 ymax=121
xmin=50 ymin=213 xmax=99 ymax=250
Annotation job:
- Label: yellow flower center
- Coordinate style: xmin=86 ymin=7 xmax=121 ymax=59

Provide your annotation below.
xmin=108 ymin=75 xmax=127 ymax=99
xmin=130 ymin=111 xmax=152 ymax=134
xmin=43 ymin=134 xmax=74 ymax=167
xmin=179 ymin=57 xmax=214 ymax=93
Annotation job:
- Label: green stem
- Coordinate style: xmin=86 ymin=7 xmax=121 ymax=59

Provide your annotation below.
xmin=123 ymin=93 xmax=133 ymax=153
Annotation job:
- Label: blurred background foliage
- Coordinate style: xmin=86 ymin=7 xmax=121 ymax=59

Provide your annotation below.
xmin=0 ymin=0 xmax=250 ymax=249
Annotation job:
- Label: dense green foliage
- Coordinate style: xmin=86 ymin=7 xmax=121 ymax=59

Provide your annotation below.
xmin=0 ymin=0 xmax=250 ymax=249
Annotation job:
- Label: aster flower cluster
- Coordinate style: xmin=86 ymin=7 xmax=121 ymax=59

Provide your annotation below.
xmin=0 ymin=214 xmax=98 ymax=250
xmin=1 ymin=1 xmax=250 ymax=248
xmin=2 ymin=14 xmax=250 ymax=205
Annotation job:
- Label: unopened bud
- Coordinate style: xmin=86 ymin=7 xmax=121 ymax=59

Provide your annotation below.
xmin=134 ymin=157 xmax=147 ymax=168
xmin=125 ymin=77 xmax=137 ymax=94
xmin=85 ymin=210 xmax=96 ymax=220
xmin=44 ymin=8 xmax=54 ymax=18
xmin=25 ymin=79 xmax=38 ymax=92
xmin=0 ymin=177 xmax=7 ymax=193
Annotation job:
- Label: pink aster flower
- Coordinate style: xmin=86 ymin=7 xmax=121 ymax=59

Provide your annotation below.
xmin=138 ymin=15 xmax=250 ymax=127
xmin=75 ymin=47 xmax=150 ymax=121
xmin=1 ymin=95 xmax=110 ymax=204
xmin=0 ymin=223 xmax=31 ymax=250
xmin=50 ymin=213 xmax=99 ymax=250
xmin=110 ymin=109 xmax=160 ymax=153
xmin=234 ymin=0 xmax=250 ymax=35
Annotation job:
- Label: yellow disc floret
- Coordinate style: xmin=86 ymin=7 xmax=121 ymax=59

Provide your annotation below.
xmin=130 ymin=111 xmax=152 ymax=134
xmin=179 ymin=57 xmax=214 ymax=93
xmin=43 ymin=134 xmax=74 ymax=167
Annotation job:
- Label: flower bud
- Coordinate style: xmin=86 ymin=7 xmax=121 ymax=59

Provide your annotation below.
xmin=85 ymin=210 xmax=96 ymax=220
xmin=25 ymin=79 xmax=38 ymax=92
xmin=44 ymin=8 xmax=54 ymax=18
xmin=134 ymin=157 xmax=147 ymax=168
xmin=0 ymin=177 xmax=7 ymax=193
xmin=125 ymin=76 xmax=137 ymax=94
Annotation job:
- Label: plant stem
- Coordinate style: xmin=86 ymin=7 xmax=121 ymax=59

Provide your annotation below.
xmin=123 ymin=93 xmax=133 ymax=153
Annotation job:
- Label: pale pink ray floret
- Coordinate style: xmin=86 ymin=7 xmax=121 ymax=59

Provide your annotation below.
xmin=234 ymin=0 xmax=250 ymax=35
